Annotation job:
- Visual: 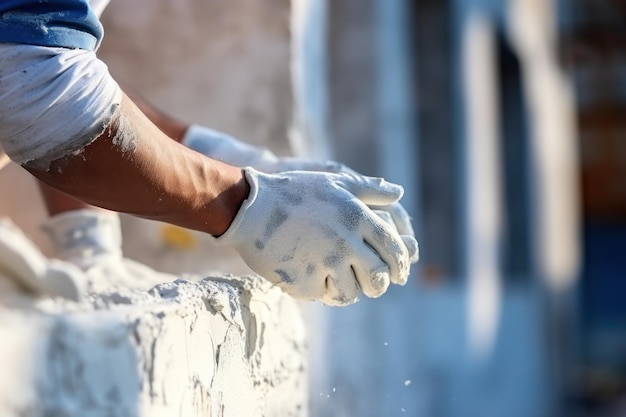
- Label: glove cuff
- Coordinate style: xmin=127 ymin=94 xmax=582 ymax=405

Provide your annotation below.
xmin=210 ymin=167 xmax=265 ymax=246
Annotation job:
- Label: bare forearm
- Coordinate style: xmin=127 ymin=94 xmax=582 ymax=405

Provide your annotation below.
xmin=25 ymin=93 xmax=248 ymax=236
xmin=122 ymin=86 xmax=188 ymax=142
xmin=38 ymin=182 xmax=95 ymax=215
xmin=37 ymin=86 xmax=190 ymax=216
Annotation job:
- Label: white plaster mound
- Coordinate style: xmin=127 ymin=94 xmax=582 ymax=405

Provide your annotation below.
xmin=0 ymin=275 xmax=307 ymax=417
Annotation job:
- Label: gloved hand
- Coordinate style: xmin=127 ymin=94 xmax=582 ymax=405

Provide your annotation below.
xmin=0 ymin=218 xmax=83 ymax=300
xmin=334 ymin=166 xmax=418 ymax=263
xmin=371 ymin=208 xmax=418 ymax=264
xmin=182 ymin=124 xmax=419 ymax=263
xmin=42 ymin=209 xmax=175 ymax=292
xmin=212 ymin=167 xmax=412 ymax=306
xmin=183 ymin=124 xmax=347 ymax=174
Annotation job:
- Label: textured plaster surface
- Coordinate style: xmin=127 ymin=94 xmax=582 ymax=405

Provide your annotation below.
xmin=0 ymin=275 xmax=307 ymax=417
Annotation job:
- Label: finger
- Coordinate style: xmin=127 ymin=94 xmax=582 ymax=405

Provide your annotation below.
xmin=373 ymin=209 xmax=417 ymax=268
xmin=360 ymin=212 xmax=411 ymax=286
xmin=402 ymin=235 xmax=420 ymax=264
xmin=349 ymin=249 xmax=390 ymax=298
xmin=370 ymin=202 xmax=415 ymax=237
xmin=321 ymin=272 xmax=360 ymax=307
xmin=338 ymin=174 xmax=404 ymax=206
xmin=372 ymin=209 xmax=394 ymax=226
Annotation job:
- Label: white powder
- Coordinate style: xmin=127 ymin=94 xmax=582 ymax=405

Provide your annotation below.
xmin=110 ymin=111 xmax=137 ymax=154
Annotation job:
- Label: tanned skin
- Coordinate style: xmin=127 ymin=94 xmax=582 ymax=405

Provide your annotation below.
xmin=27 ymin=92 xmax=249 ymax=237
xmin=38 ymin=88 xmax=191 ymax=216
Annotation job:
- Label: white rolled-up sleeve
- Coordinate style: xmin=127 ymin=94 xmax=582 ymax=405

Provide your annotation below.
xmin=0 ymin=44 xmax=122 ymax=168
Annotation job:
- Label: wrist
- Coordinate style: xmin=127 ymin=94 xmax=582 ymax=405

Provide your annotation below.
xmin=208 ymin=167 xmax=250 ymax=237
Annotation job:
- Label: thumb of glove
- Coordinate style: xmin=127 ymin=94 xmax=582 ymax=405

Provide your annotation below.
xmin=336 ymin=174 xmax=404 ymax=206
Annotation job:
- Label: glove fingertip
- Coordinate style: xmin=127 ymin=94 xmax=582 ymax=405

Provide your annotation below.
xmin=389 ymin=250 xmax=412 ymax=286
xmin=367 ymin=270 xmax=391 ymax=298
xmin=380 ymin=180 xmax=404 ymax=199
xmin=402 ymin=236 xmax=419 ymax=264
xmin=364 ymin=179 xmax=404 ymax=205
xmin=338 ymin=173 xmax=404 ymax=205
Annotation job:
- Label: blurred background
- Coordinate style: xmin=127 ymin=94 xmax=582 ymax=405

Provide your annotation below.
xmin=1 ymin=0 xmax=625 ymax=416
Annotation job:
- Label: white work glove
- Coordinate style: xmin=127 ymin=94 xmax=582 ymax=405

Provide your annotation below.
xmin=42 ymin=210 xmax=175 ymax=292
xmin=182 ymin=124 xmax=346 ymax=174
xmin=182 ymin=124 xmax=419 ymax=263
xmin=212 ymin=167 xmax=412 ymax=306
xmin=338 ymin=167 xmax=419 ymax=264
xmin=0 ymin=218 xmax=83 ymax=300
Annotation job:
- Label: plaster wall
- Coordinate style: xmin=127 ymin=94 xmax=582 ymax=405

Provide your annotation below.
xmin=0 ymin=275 xmax=307 ymax=417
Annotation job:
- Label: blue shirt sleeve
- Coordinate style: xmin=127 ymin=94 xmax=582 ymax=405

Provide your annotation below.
xmin=0 ymin=0 xmax=103 ymax=51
